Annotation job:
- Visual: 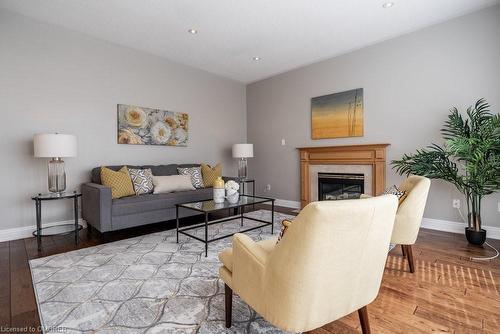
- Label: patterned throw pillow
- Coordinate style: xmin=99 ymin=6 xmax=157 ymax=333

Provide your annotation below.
xmin=128 ymin=168 xmax=154 ymax=195
xmin=177 ymin=167 xmax=204 ymax=189
xmin=276 ymin=219 xmax=293 ymax=244
xmin=383 ymin=185 xmax=407 ymax=204
xmin=200 ymin=163 xmax=222 ymax=187
xmin=100 ymin=166 xmax=135 ymax=199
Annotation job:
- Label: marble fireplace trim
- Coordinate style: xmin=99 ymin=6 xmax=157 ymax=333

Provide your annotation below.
xmin=310 ymin=164 xmax=373 ymax=202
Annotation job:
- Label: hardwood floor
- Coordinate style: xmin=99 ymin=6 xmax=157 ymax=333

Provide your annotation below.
xmin=311 ymin=229 xmax=500 ymax=334
xmin=0 ymin=206 xmax=499 ymax=333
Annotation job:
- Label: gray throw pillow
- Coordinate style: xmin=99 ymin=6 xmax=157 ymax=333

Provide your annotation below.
xmin=383 ymin=185 xmax=406 ymax=202
xmin=128 ymin=168 xmax=154 ymax=195
xmin=177 ymin=167 xmax=204 ymax=189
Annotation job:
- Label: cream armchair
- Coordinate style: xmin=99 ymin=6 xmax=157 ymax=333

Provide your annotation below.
xmin=218 ymin=195 xmax=398 ymax=333
xmin=390 ymin=175 xmax=431 ymax=273
xmin=361 ymin=175 xmax=431 ymax=273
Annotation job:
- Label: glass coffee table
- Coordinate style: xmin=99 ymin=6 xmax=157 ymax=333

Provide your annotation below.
xmin=176 ymin=195 xmax=275 ymax=256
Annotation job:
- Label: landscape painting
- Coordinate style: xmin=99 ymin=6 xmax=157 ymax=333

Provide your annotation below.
xmin=311 ymin=88 xmax=364 ymax=139
xmin=117 ymin=104 xmax=188 ymax=146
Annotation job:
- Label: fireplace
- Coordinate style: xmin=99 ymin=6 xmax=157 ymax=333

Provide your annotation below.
xmin=318 ymin=173 xmax=365 ymax=201
xmin=298 ymin=145 xmax=389 ymax=207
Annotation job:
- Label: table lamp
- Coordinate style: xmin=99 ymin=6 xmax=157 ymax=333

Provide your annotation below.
xmin=232 ymin=143 xmax=253 ymax=179
xmin=34 ymin=133 xmax=77 ymax=193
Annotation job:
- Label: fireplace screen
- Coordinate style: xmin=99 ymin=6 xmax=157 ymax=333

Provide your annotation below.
xmin=318 ymin=173 xmax=364 ymax=200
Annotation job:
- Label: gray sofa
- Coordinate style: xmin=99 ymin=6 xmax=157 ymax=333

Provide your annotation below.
xmin=81 ymin=164 xmax=213 ymax=233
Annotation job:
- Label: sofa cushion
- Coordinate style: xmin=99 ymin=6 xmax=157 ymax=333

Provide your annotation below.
xmin=276 ymin=219 xmax=293 ymax=244
xmin=128 ymin=168 xmax=154 ymax=195
xmin=92 ymin=165 xmax=141 ymax=184
xmin=178 ymin=166 xmax=204 ymax=189
xmin=112 ymin=187 xmax=212 ymax=216
xmin=201 ymin=163 xmax=222 ymax=187
xmin=178 ymin=163 xmax=200 ymax=169
xmin=142 ymin=164 xmax=178 ymax=176
xmin=101 ymin=166 xmax=136 ymax=199
xmin=383 ymin=184 xmax=407 ymax=205
xmin=152 ymin=175 xmax=195 ymax=194
xmin=91 ymin=164 xmax=201 ymax=184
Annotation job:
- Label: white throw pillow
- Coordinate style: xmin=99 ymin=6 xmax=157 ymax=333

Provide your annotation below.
xmin=152 ymin=175 xmax=195 ymax=194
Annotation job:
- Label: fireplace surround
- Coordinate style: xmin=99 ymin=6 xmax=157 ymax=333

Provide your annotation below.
xmin=298 ymin=144 xmax=390 ymax=208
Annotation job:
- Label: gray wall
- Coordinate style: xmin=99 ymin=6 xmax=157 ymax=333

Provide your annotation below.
xmin=0 ymin=10 xmax=246 ymax=231
xmin=247 ymin=6 xmax=500 ymax=228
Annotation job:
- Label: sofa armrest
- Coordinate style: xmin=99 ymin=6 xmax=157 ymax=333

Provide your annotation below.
xmin=81 ymin=182 xmax=112 ymax=232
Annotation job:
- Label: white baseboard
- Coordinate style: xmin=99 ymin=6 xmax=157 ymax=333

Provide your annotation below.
xmin=0 ymin=219 xmax=87 ymax=243
xmin=421 ymin=218 xmax=500 ymax=240
xmin=2 ymin=209 xmax=497 ymax=242
xmin=275 ymin=199 xmax=301 ymax=209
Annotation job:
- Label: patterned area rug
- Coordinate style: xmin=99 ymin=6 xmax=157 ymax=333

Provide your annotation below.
xmin=30 ymin=210 xmax=295 ymax=334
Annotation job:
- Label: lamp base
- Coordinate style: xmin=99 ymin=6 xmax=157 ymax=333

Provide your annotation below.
xmin=238 ymin=158 xmax=248 ymax=180
xmin=48 ymin=158 xmax=66 ymax=193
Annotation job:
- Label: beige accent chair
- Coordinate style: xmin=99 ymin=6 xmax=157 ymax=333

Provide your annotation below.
xmin=218 ymin=195 xmax=398 ymax=333
xmin=361 ymin=175 xmax=431 ymax=273
xmin=390 ymin=175 xmax=431 ymax=273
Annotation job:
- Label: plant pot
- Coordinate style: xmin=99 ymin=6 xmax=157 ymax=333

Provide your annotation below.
xmin=465 ymin=227 xmax=486 ymax=246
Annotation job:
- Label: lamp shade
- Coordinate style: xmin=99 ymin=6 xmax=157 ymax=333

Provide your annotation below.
xmin=34 ymin=133 xmax=77 ymax=158
xmin=232 ymin=143 xmax=253 ymax=158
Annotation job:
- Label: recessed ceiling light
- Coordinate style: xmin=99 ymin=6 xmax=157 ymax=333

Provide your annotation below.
xmin=188 ymin=28 xmax=198 ymax=34
xmin=252 ymin=56 xmax=261 ymax=61
xmin=382 ymin=2 xmax=394 ymax=8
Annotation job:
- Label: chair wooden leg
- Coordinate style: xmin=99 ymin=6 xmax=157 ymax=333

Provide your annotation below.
xmin=406 ymin=244 xmax=415 ymax=273
xmin=358 ymin=306 xmax=371 ymax=334
xmin=225 ymin=284 xmax=233 ymax=328
xmin=401 ymin=244 xmax=406 ymax=257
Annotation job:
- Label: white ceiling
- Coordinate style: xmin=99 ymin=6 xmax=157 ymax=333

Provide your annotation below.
xmin=1 ymin=0 xmax=498 ymax=83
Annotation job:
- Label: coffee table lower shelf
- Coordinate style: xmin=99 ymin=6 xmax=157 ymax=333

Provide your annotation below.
xmin=176 ymin=196 xmax=275 ymax=257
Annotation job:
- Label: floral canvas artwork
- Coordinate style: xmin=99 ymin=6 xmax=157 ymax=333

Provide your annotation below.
xmin=117 ymin=104 xmax=189 ymax=146
xmin=311 ymin=88 xmax=363 ymax=139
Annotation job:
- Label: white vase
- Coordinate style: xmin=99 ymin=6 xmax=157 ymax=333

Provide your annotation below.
xmin=213 ymin=188 xmax=225 ymax=203
xmin=226 ymin=192 xmax=239 ymax=204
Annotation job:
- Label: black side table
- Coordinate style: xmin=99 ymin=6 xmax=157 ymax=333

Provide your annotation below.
xmin=223 ymin=177 xmax=256 ymax=196
xmin=223 ymin=177 xmax=256 ymax=211
xmin=238 ymin=179 xmax=255 ymax=197
xmin=31 ymin=191 xmax=83 ymax=251
xmin=241 ymin=179 xmax=256 ymax=211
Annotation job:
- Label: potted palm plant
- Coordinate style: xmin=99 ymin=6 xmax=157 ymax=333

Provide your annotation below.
xmin=392 ymin=99 xmax=500 ymax=245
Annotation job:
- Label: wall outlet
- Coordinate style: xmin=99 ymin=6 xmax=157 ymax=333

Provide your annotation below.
xmin=452 ymin=199 xmax=460 ymax=209
xmin=281 ymin=138 xmax=286 ymax=146
xmin=265 ymin=184 xmax=271 ymax=192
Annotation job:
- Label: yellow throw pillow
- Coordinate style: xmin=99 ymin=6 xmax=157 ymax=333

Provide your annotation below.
xmin=201 ymin=163 xmax=222 ymax=187
xmin=276 ymin=219 xmax=293 ymax=244
xmin=100 ymin=166 xmax=135 ymax=199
